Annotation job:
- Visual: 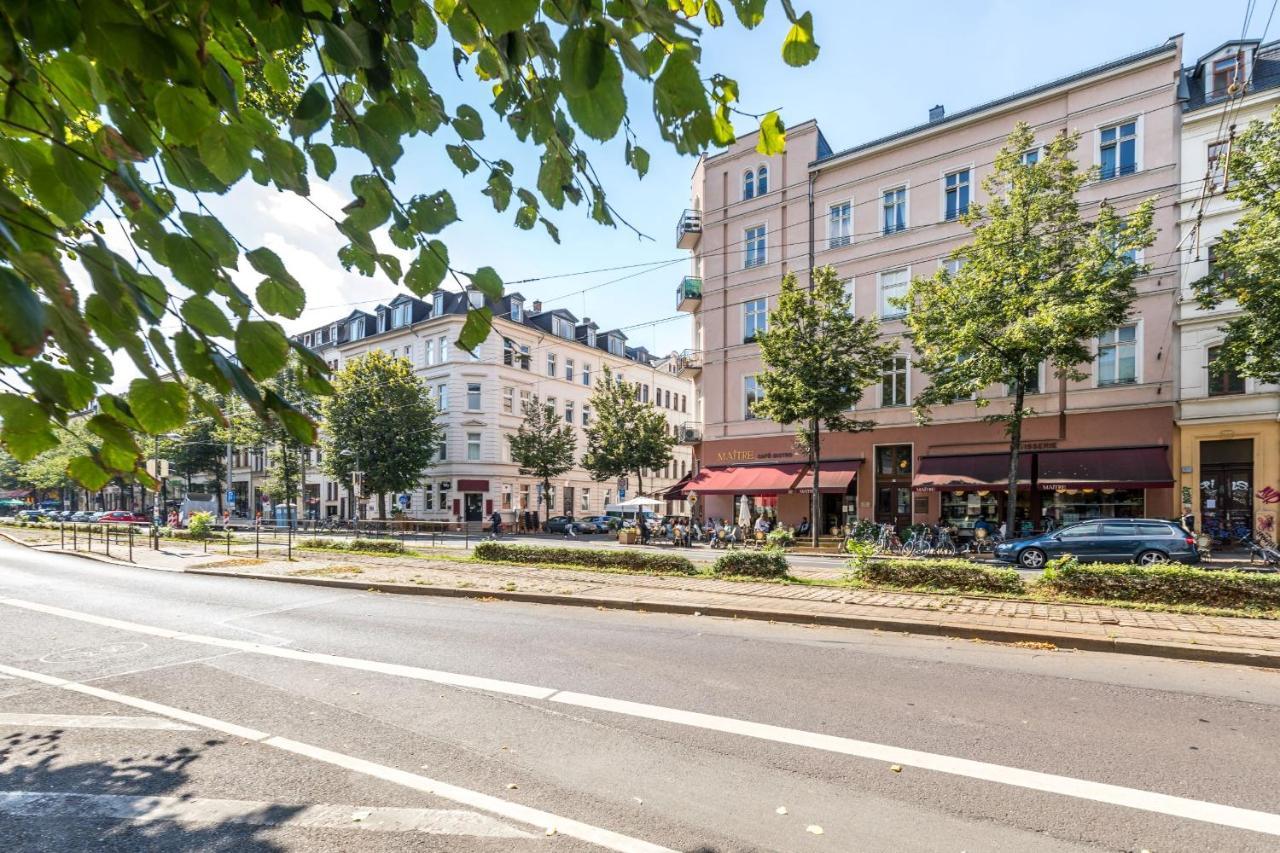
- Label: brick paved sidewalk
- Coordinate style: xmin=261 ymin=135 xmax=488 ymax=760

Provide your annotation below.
xmin=10 ymin=527 xmax=1280 ymax=666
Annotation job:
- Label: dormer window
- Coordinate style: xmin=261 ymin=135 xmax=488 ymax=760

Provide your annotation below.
xmin=468 ymin=290 xmax=484 ymax=309
xmin=303 ymin=333 xmax=312 ymax=346
xmin=433 ymin=292 xmax=446 ymax=316
xmin=329 ymin=323 xmax=338 ymax=342
xmin=393 ymin=303 xmax=411 ymax=328
xmin=349 ymin=318 xmax=365 ymax=340
xmin=316 ymin=328 xmax=327 ymax=345
xmin=607 ymin=336 xmax=624 ymax=357
xmin=586 ymin=328 xmax=596 ymax=348
xmin=376 ymin=311 xmax=387 ymax=333
xmin=509 ymin=299 xmax=523 ymax=323
xmin=1211 ymin=54 xmax=1243 ymax=98
xmin=553 ymin=317 xmax=574 ymax=339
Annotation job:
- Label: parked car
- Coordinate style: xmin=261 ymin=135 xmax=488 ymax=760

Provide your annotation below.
xmin=995 ymin=519 xmax=1199 ymax=569
xmin=97 ymin=510 xmax=150 ymax=525
xmin=15 ymin=509 xmax=46 ymax=522
xmin=543 ymin=515 xmax=597 ymax=535
xmin=583 ymin=515 xmax=621 ymax=532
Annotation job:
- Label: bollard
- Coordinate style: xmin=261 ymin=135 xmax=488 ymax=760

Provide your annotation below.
xmin=88 ymin=523 xmax=92 ymax=551
xmin=72 ymin=522 xmax=77 ymax=551
xmin=255 ymin=523 xmax=260 ymax=559
xmin=105 ymin=525 xmax=110 ymax=558
xmin=226 ymin=526 xmax=231 ymax=555
xmin=128 ymin=524 xmax=133 ymax=562
xmin=60 ymin=521 xmax=64 ymax=550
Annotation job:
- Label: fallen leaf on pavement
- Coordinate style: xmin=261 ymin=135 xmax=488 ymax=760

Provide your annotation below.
xmin=890 ymin=765 xmax=902 ymax=773
xmin=352 ymin=810 xmax=370 ymax=822
xmin=506 ymin=783 xmax=518 ymax=789
xmin=776 ymin=806 xmax=788 ymax=815
xmin=806 ymin=825 xmax=823 ymax=835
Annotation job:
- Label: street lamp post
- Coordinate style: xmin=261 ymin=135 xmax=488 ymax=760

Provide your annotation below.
xmin=151 ymin=432 xmax=181 ymax=526
xmin=340 ymin=448 xmax=360 ymax=538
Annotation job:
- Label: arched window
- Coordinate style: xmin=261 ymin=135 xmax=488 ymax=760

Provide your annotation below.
xmin=742 ymin=170 xmax=755 ymax=200
xmin=757 ymin=165 xmax=768 ymax=194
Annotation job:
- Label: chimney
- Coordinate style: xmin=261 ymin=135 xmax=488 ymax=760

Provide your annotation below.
xmin=581 ymin=317 xmax=591 ymax=325
xmin=929 ymin=104 xmax=945 ymax=122
xmin=531 ymin=300 xmax=542 ymax=313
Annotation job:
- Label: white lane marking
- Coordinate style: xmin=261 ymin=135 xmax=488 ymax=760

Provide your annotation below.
xmin=0 ymin=713 xmax=195 ymax=731
xmin=0 ymin=791 xmax=530 ymax=837
xmin=2 ymin=597 xmax=1278 ymax=837
xmin=0 ymin=662 xmax=672 ymax=853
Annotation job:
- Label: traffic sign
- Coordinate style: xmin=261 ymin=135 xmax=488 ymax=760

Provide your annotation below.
xmin=226 ymin=490 xmax=236 ymax=504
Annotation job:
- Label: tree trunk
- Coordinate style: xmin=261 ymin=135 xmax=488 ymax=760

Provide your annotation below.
xmin=377 ymin=491 xmax=386 ymax=520
xmin=1005 ymin=383 xmax=1026 ymax=540
xmin=542 ymin=478 xmax=551 ymax=527
xmin=809 ymin=418 xmax=821 ymax=548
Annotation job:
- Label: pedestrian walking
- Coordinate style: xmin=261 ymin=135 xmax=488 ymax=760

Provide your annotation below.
xmin=490 ymin=510 xmax=503 ymax=540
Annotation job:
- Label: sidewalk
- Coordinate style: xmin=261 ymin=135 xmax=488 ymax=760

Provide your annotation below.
xmin=13 ymin=528 xmax=1280 ymax=670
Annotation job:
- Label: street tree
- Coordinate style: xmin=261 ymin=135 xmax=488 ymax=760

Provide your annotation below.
xmin=507 ymin=396 xmax=576 ymax=526
xmin=753 ymin=268 xmax=894 ymax=546
xmin=1193 ymin=105 xmax=1280 ymax=382
xmin=582 ymin=367 xmax=675 ymax=500
xmin=321 ymin=350 xmax=441 ymax=520
xmin=0 ymin=1 xmax=819 ymax=494
xmin=901 ymin=123 xmax=1156 ymax=536
xmin=160 ymin=393 xmax=227 ymax=510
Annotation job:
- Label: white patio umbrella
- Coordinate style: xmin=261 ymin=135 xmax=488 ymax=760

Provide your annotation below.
xmin=615 ymin=496 xmax=663 ymax=507
xmin=737 ymin=496 xmax=752 ymax=529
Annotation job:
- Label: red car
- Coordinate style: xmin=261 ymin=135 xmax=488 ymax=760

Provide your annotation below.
xmin=97 ymin=510 xmax=150 ymax=525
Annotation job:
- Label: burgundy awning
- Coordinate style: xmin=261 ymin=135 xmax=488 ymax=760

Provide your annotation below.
xmin=683 ymin=463 xmax=807 ymax=495
xmin=1037 ymin=446 xmax=1173 ymax=490
xmin=456 ymin=479 xmax=490 ymax=492
xmin=661 ymin=472 xmax=694 ymax=501
xmin=793 ymin=459 xmax=862 ymax=493
xmin=913 ymin=453 xmax=1031 ymax=492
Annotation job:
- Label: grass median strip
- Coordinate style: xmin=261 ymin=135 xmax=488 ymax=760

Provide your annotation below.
xmin=472 ymin=542 xmax=696 ymax=575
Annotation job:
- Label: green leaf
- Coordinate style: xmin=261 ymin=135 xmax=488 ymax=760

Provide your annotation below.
xmin=197 ymin=123 xmax=254 ymax=186
xmin=257 ymin=278 xmax=305 ymax=319
xmin=705 ymin=0 xmax=726 ymax=26
xmin=0 ymin=268 xmax=45 ymax=358
xmin=404 ymin=241 xmax=449 ymax=296
xmin=67 ymin=455 xmax=112 ymax=491
xmin=756 ymin=111 xmax=786 ymax=155
xmin=246 ymin=247 xmax=301 ymax=289
xmin=0 ymin=393 xmax=57 ymax=460
xmin=565 ymin=47 xmax=626 ymax=141
xmin=155 ymin=87 xmax=217 ymax=145
xmin=626 ymin=143 xmax=651 ymax=179
xmin=407 ymin=190 xmax=458 ymax=233
xmin=180 ymin=295 xmax=234 ymax=339
xmin=234 ymin=319 xmax=290 ymax=379
xmin=452 ymin=105 xmax=484 ymax=141
xmin=446 ymin=143 xmax=480 ymax=174
xmin=306 ymin=143 xmax=337 ymax=179
xmin=469 ymin=266 xmax=503 ymax=300
xmin=290 ymin=82 xmax=332 ymax=138
xmin=164 ymin=233 xmax=220 ymax=295
xmin=560 ymin=26 xmax=608 ymax=98
xmin=483 ymin=168 xmax=513 ymax=211
xmin=539 ymin=216 xmax=560 ymax=244
xmin=457 ymin=307 xmax=493 ymax=354
xmin=466 ymin=0 xmax=537 ymax=34
xmin=781 ymin=11 xmax=820 ymax=66
xmin=127 ymin=378 xmax=189 ymax=434
xmin=180 ymin=212 xmax=238 ymax=267
xmin=731 ymin=0 xmax=767 ymax=28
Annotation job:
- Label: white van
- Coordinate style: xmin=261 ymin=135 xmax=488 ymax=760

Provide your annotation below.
xmin=603 ymin=504 xmax=660 ymax=528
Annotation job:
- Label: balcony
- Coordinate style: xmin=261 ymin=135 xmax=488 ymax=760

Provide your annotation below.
xmin=678 ymin=422 xmax=702 ymax=444
xmin=676 ymin=208 xmax=702 ymax=249
xmin=676 ymin=276 xmax=702 ymax=312
xmin=675 ymin=349 xmax=702 ymax=379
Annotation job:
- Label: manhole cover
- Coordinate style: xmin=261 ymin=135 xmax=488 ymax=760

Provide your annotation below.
xmin=41 ymin=641 xmax=148 ymax=663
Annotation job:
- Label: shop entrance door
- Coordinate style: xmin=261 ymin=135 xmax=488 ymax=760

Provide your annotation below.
xmin=464 ymin=493 xmax=483 ymax=522
xmin=1200 ymin=439 xmax=1253 ymax=541
xmin=874 ymin=445 xmax=913 ymax=530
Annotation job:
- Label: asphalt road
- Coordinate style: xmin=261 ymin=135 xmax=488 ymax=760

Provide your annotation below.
xmin=1 ymin=541 xmax=1279 ymax=851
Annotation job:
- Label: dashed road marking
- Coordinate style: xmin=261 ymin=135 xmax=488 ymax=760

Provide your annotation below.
xmin=0 ymin=713 xmax=195 ymax=731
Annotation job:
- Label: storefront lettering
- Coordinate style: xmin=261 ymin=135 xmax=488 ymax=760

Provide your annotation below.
xmin=1258 ymin=486 xmax=1280 ymax=505
xmin=714 ymin=449 xmax=801 ymax=462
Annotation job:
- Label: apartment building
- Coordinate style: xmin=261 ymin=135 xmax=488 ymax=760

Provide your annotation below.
xmin=677 ymin=37 xmax=1186 ymax=535
xmin=244 ymin=289 xmax=695 ymax=524
xmin=1176 ymin=38 xmax=1280 ymax=539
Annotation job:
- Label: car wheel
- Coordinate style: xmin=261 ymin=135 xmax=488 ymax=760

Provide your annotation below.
xmin=1018 ymin=548 xmax=1047 ymax=570
xmin=1136 ymin=550 xmax=1168 ymax=566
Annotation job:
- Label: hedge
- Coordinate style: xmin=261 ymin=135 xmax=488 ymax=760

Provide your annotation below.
xmin=298 ymin=537 xmax=406 ymax=554
xmin=853 ymin=558 xmax=1025 ymax=595
xmin=711 ymin=549 xmax=788 ymax=578
xmin=472 ymin=542 xmax=695 ymax=574
xmin=1038 ymin=558 xmax=1280 ymax=610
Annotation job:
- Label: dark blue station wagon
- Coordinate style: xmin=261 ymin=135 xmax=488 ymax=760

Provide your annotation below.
xmin=995 ymin=519 xmax=1199 ymax=569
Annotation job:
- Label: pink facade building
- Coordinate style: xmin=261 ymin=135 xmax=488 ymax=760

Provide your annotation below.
xmin=677 ymin=37 xmax=1186 ymax=536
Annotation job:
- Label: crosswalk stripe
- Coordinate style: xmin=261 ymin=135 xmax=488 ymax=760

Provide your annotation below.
xmin=0 ymin=713 xmax=196 ymax=731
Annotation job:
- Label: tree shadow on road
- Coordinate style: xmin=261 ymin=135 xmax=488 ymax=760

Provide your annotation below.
xmin=0 ymin=728 xmax=302 ymax=852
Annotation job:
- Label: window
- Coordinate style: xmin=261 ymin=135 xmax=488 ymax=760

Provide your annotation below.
xmin=436 ymin=382 xmax=448 ymax=411
xmin=828 ymin=201 xmax=852 ymax=248
xmin=467 ymin=432 xmax=481 ymax=461
xmin=546 ymin=396 xmax=556 ymax=415
xmin=582 ymin=404 xmax=590 ymax=426
xmin=742 ymin=169 xmax=755 ymax=200
xmin=756 ymin=165 xmax=768 ymax=194
xmin=942 ymin=257 xmax=964 ymax=277
xmin=586 ymin=329 xmax=597 ymax=348
xmin=743 ymin=374 xmax=763 ymax=420
xmin=1211 ymin=55 xmax=1243 ymax=98
xmin=467 ymin=290 xmax=484 ymax=309
xmin=501 ymin=484 xmax=512 ymax=509
xmin=641 ymin=384 xmax=649 ymax=403
xmin=303 ymin=333 xmax=312 ymax=346
xmin=581 ymin=364 xmax=591 ymax=386
xmin=433 ymin=292 xmax=446 ymax=316
xmin=393 ymin=303 xmax=410 ymax=327
xmin=1097 ymin=325 xmax=1137 ymax=386
xmin=466 ymin=383 xmax=481 ymax=411
xmin=503 ymin=340 xmax=516 ymax=366
xmin=882 ymin=186 xmax=906 ymax=234
xmin=438 ymin=480 xmax=451 ymax=508
xmin=882 ymin=356 xmax=909 ymax=407
xmin=607 ymin=336 xmax=625 ymax=357
xmin=438 ymin=335 xmax=449 ymax=362
xmin=425 ymin=338 xmax=435 ymax=366
xmin=519 ymin=344 xmax=531 ymax=370
xmin=316 ymin=328 xmax=327 ymax=344
xmin=553 ymin=317 xmax=574 ymax=339
xmin=680 ymin=394 xmax=687 ymax=413
xmin=742 ymin=298 xmax=768 ymax=343
xmin=1007 ymin=364 xmax=1042 ymax=396
xmin=423 ymin=485 xmax=435 ymax=510
xmin=519 ymin=389 xmax=531 ymax=411
xmin=565 ymin=400 xmax=574 ymax=424
xmin=502 ymin=386 xmax=514 ymax=413
xmin=744 ymin=225 xmax=766 ymax=268
xmin=1020 ymin=148 xmax=1040 ymax=165
xmin=469 ymin=342 xmax=481 ymax=361
xmin=436 ymin=439 xmax=447 ymax=462
xmin=1059 ymin=523 xmax=1098 ymax=540
xmin=1099 ymin=121 xmax=1137 ymax=180
xmin=509 ymin=299 xmax=523 ymax=322
xmin=565 ymin=358 xmax=574 ymax=382
xmin=547 ymin=352 xmax=557 ymax=377
xmin=878 ymin=268 xmax=909 ymax=318
xmin=1207 ymin=139 xmax=1230 ymax=192
xmin=348 ymin=318 xmax=365 ymax=340
xmin=944 ymin=168 xmax=970 ymax=220
xmin=376 ymin=311 xmax=387 ymax=333
xmin=520 ymin=484 xmax=530 ymax=510
xmin=580 ymin=488 xmax=590 ymax=512
xmin=1207 ymin=346 xmax=1245 ymax=396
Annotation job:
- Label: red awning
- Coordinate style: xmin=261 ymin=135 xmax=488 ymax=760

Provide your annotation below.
xmin=913 ymin=453 xmax=1031 ymax=492
xmin=1037 ymin=446 xmax=1173 ymax=490
xmin=793 ymin=459 xmax=862 ymax=493
xmin=660 ymin=472 xmax=694 ymax=501
xmin=682 ymin=463 xmax=807 ymax=495
xmin=456 ymin=479 xmax=490 ymax=492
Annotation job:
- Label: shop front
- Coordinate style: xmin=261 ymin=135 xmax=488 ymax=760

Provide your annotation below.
xmin=1177 ymin=420 xmax=1280 ymax=541
xmin=682 ymin=458 xmax=861 ymax=532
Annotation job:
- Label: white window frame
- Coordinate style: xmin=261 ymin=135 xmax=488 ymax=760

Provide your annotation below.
xmin=509 ymin=299 xmax=523 ymax=322
xmin=743 ymin=224 xmax=767 ymax=269
xmin=502 ymin=386 xmax=514 ymax=414
xmin=940 ymin=257 xmax=964 ymax=277
xmin=743 ymin=297 xmax=768 ymax=343
xmin=424 ymin=338 xmax=435 ymax=366
xmin=466 ymin=382 xmax=482 ymax=411
xmin=881 ymin=355 xmax=910 ymax=408
xmin=564 ymin=358 xmax=574 ymax=382
xmin=581 ymin=363 xmax=591 ymax=386
xmin=436 ymin=382 xmax=448 ymax=411
xmin=1207 ymin=138 xmax=1231 ymax=192
xmin=466 ymin=432 xmax=482 ymax=462
xmin=393 ymin=303 xmax=410 ymax=327
xmin=827 ymin=200 xmax=852 ymax=249
xmin=878 ymin=267 xmax=910 ymax=319
xmin=1005 ymin=362 xmax=1048 ymax=397
xmin=438 ymin=335 xmax=449 ymax=362
xmin=432 ymin=292 xmax=446 ymax=316
xmin=564 ymin=400 xmax=574 ymax=424
xmin=756 ymin=164 xmax=769 ymax=195
xmin=1020 ymin=146 xmax=1043 ymax=166
xmin=554 ymin=317 xmax=574 ymax=339
xmin=1094 ymin=116 xmax=1142 ymax=180
xmin=743 ymin=374 xmax=763 ymax=420
xmin=1095 ymin=322 xmax=1142 ymax=387
xmin=547 ymin=351 xmax=557 ymax=377
xmin=941 ymin=165 xmax=973 ymax=222
xmin=881 ymin=183 xmax=908 ymax=235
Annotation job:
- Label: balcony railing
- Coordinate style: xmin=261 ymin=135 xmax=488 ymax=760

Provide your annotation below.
xmin=678 ymin=422 xmax=702 ymax=444
xmin=674 ymin=349 xmax=702 ymax=379
xmin=676 ymin=277 xmax=702 ymax=313
xmin=676 ymin=208 xmax=702 ymax=249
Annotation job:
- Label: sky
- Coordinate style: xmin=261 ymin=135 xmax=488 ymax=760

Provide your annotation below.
xmin=107 ymin=0 xmax=1272 ymax=376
